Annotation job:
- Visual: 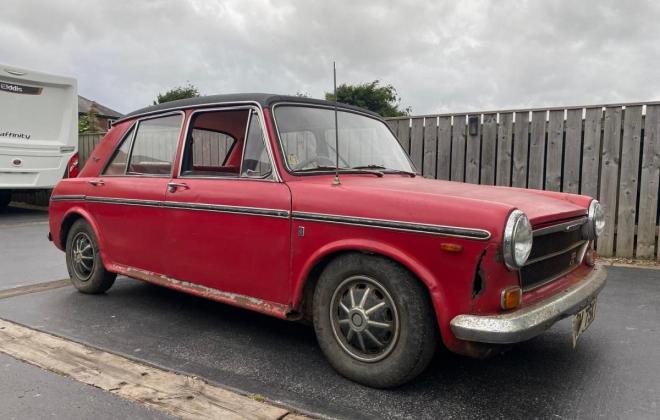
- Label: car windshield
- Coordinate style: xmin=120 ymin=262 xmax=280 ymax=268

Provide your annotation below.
xmin=274 ymin=105 xmax=414 ymax=174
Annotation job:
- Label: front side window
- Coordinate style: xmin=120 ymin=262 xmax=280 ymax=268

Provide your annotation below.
xmin=127 ymin=114 xmax=182 ymax=175
xmin=274 ymin=106 xmax=414 ymax=174
xmin=180 ymin=108 xmax=273 ymax=179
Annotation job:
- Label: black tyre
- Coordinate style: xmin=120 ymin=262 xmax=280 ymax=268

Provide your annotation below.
xmin=0 ymin=191 xmax=11 ymax=210
xmin=313 ymin=253 xmax=438 ymax=388
xmin=65 ymin=219 xmax=116 ymax=294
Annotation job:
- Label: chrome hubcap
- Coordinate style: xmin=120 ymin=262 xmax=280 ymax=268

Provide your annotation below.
xmin=71 ymin=232 xmax=94 ymax=281
xmin=330 ymin=275 xmax=400 ymax=362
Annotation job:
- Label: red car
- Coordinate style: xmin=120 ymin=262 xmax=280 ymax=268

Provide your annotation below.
xmin=49 ymin=94 xmax=607 ymax=388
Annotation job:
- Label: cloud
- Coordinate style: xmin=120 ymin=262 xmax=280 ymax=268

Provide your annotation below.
xmin=1 ymin=0 xmax=659 ymax=114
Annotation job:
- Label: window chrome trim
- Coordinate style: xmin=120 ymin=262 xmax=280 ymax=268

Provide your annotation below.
xmin=270 ymin=102 xmax=417 ymax=177
xmin=292 ymin=211 xmax=491 ymax=240
xmin=49 ymin=195 xmax=289 ymax=219
xmin=176 ymin=103 xmax=281 ymax=182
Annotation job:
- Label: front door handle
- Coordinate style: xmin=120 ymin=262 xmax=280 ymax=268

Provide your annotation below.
xmin=167 ymin=182 xmax=188 ymax=193
xmin=88 ymin=179 xmax=105 ymax=186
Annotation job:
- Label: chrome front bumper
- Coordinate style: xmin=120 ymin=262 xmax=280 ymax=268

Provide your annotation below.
xmin=450 ymin=265 xmax=607 ymax=344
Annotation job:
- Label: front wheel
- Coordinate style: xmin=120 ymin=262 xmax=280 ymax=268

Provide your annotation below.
xmin=65 ymin=219 xmax=116 ymax=294
xmin=313 ymin=253 xmax=438 ymax=388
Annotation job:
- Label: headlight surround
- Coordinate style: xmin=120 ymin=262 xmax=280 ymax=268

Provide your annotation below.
xmin=503 ymin=210 xmax=533 ymax=270
xmin=583 ymin=200 xmax=605 ymax=239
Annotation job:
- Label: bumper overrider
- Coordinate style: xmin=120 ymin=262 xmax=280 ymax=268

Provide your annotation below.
xmin=450 ymin=265 xmax=607 ymax=344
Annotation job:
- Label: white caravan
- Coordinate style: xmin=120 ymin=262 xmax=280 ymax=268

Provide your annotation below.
xmin=0 ymin=64 xmax=78 ymax=208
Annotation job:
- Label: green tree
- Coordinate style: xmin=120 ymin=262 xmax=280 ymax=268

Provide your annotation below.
xmin=154 ymin=83 xmax=200 ymax=105
xmin=325 ymin=80 xmax=410 ymax=117
xmin=79 ymin=103 xmax=101 ymax=133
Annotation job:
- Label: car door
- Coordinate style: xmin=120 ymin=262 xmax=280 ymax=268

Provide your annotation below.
xmin=87 ymin=112 xmax=184 ymax=273
xmin=163 ymin=107 xmax=291 ymax=305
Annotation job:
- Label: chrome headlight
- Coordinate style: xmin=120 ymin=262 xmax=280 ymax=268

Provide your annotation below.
xmin=503 ymin=210 xmax=533 ymax=270
xmin=583 ymin=200 xmax=605 ymax=240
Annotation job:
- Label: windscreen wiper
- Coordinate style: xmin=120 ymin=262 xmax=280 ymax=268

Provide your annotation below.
xmin=296 ymin=166 xmax=383 ymax=177
xmin=352 ymin=165 xmax=416 ymax=177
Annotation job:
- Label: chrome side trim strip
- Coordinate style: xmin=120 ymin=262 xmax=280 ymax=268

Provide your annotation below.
xmin=50 ymin=194 xmax=87 ymax=201
xmin=49 ymin=195 xmax=290 ymax=219
xmin=533 ymin=217 xmax=588 ymax=237
xmin=166 ymin=201 xmax=289 ymax=218
xmin=292 ymin=211 xmax=491 ymax=240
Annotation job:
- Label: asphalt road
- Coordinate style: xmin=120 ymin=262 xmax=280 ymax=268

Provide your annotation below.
xmin=1 ymin=205 xmax=659 ymax=419
xmin=0 ymin=205 xmax=68 ymax=289
xmin=0 ymin=353 xmax=170 ymax=420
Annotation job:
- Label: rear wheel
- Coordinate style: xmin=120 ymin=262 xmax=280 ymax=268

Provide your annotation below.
xmin=313 ymin=253 xmax=438 ymax=388
xmin=0 ymin=191 xmax=11 ymax=210
xmin=65 ymin=219 xmax=116 ymax=294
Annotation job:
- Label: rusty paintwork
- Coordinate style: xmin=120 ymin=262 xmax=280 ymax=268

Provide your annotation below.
xmin=114 ymin=265 xmax=290 ymax=319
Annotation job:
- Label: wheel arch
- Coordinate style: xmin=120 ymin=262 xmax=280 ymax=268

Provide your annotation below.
xmin=292 ymin=240 xmax=449 ymax=334
xmin=59 ymin=208 xmax=110 ymax=269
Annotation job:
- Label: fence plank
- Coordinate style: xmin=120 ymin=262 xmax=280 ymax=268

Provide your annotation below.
xmin=465 ymin=114 xmax=481 ymax=184
xmin=545 ymin=110 xmax=564 ymax=191
xmin=386 ymin=119 xmax=398 ymax=136
xmin=615 ymin=106 xmax=643 ymax=257
xmin=436 ymin=116 xmax=452 ymax=180
xmin=422 ymin=117 xmax=437 ymax=178
xmin=496 ymin=112 xmax=513 ymax=186
xmin=512 ymin=111 xmax=529 ymax=188
xmin=597 ymin=107 xmax=623 ymax=256
xmin=396 ymin=119 xmax=411 ymax=154
xmin=637 ymin=105 xmax=660 ymax=258
xmin=581 ymin=108 xmax=603 ymax=198
xmin=480 ymin=114 xmax=497 ymax=185
xmin=450 ymin=115 xmax=466 ymax=182
xmin=410 ymin=118 xmax=424 ymax=173
xmin=563 ymin=109 xmax=582 ymax=193
xmin=528 ymin=111 xmax=547 ymax=189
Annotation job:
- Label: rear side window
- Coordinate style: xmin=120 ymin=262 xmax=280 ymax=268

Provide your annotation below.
xmin=127 ymin=114 xmax=182 ymax=175
xmin=103 ymin=126 xmax=134 ymax=175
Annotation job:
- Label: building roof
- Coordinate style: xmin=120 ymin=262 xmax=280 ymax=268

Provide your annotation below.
xmin=78 ymin=95 xmax=123 ymax=118
xmin=117 ymin=93 xmax=379 ymax=123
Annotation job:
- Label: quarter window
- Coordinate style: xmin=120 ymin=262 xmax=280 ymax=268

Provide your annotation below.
xmin=102 ymin=126 xmax=134 ymax=175
xmin=127 ymin=114 xmax=182 ymax=175
xmin=241 ymin=112 xmax=272 ymax=178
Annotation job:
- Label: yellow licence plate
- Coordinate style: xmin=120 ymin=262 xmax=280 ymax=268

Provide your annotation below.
xmin=572 ymin=298 xmax=597 ymax=347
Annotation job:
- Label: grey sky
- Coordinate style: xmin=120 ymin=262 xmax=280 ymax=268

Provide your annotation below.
xmin=2 ymin=0 xmax=659 ymax=115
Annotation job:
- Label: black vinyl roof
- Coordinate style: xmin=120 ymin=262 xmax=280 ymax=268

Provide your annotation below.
xmin=117 ymin=93 xmax=380 ymax=123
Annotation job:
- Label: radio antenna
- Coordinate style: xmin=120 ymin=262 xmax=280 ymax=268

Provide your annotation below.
xmin=332 ymin=61 xmax=341 ymax=186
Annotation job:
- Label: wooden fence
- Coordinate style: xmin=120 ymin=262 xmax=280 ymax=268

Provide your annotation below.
xmin=20 ymin=101 xmax=660 ymax=259
xmin=385 ymin=101 xmax=660 ymax=259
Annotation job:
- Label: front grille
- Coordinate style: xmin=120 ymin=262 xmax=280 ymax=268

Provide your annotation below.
xmin=520 ymin=219 xmax=587 ymax=290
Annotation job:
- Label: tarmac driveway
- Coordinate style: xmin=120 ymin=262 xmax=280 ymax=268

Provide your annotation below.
xmin=0 ymin=205 xmax=659 ymax=419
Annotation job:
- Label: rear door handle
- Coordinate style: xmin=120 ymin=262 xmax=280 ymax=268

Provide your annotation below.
xmin=167 ymin=182 xmax=188 ymax=192
xmin=88 ymin=179 xmax=105 ymax=186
